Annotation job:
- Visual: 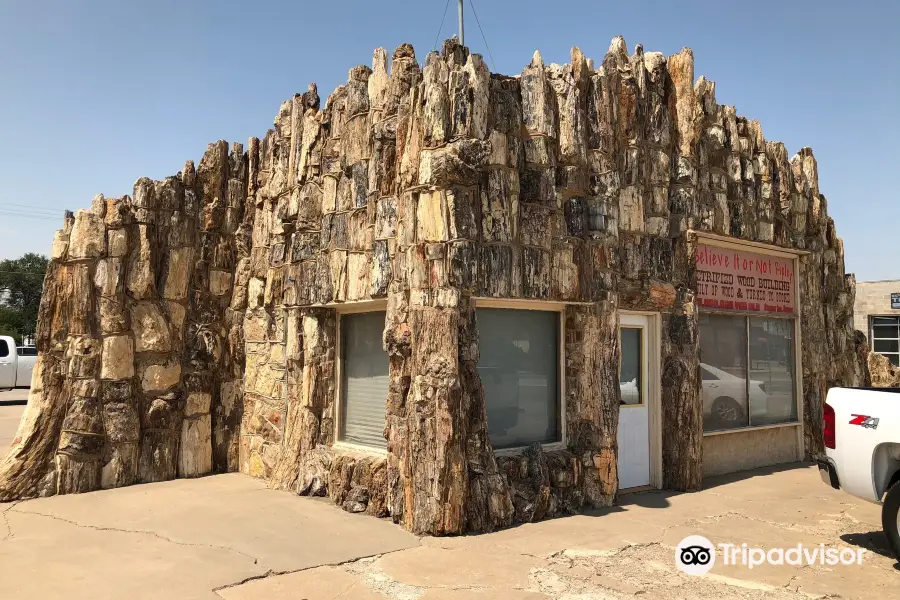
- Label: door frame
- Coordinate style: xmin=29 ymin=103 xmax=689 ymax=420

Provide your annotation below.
xmin=619 ymin=311 xmax=663 ymax=489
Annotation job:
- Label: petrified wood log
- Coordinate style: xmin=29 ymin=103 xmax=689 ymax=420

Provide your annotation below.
xmin=618 ymin=277 xmax=677 ymax=311
xmin=660 ymin=290 xmax=703 ymax=491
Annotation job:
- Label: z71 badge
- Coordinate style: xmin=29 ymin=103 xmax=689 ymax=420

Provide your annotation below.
xmin=849 ymin=414 xmax=880 ymax=429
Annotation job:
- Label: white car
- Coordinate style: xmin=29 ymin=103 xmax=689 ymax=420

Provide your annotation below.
xmin=817 ymin=387 xmax=900 ymax=560
xmin=618 ymin=364 xmax=771 ymax=427
xmin=699 ymin=363 xmax=769 ymax=428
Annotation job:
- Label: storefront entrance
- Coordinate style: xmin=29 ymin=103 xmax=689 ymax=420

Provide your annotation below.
xmin=617 ymin=313 xmax=654 ymax=490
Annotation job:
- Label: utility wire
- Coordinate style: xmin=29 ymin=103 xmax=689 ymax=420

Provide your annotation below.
xmin=0 ymin=211 xmax=60 ymax=221
xmin=0 ymin=208 xmax=61 ymax=216
xmin=468 ymin=0 xmax=496 ymax=71
xmin=432 ymin=0 xmax=452 ymax=52
xmin=3 ymin=203 xmax=63 ymax=214
xmin=0 ymin=208 xmax=63 ymax=219
xmin=0 ymin=205 xmax=65 ymax=215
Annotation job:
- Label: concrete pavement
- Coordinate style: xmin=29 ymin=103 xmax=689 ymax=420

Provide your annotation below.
xmin=0 ymin=388 xmax=27 ymax=450
xmin=0 ymin=432 xmax=895 ymax=598
xmin=0 ymin=474 xmax=419 ymax=600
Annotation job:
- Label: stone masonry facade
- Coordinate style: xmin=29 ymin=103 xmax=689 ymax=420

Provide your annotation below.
xmin=0 ymin=38 xmax=865 ymax=535
xmin=853 ymin=280 xmax=900 ymax=335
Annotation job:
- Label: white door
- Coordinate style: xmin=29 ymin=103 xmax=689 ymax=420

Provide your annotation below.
xmin=617 ymin=314 xmax=651 ymax=489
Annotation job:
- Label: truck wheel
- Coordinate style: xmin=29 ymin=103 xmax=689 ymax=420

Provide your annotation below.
xmin=883 ymin=482 xmax=900 ymax=561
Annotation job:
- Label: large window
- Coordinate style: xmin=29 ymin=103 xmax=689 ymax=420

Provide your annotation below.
xmin=339 ymin=311 xmax=389 ymax=449
xmin=871 ymin=317 xmax=900 ymax=367
xmin=0 ymin=339 xmax=8 ymax=358
xmin=476 ymin=307 xmax=561 ymax=450
xmin=699 ymin=313 xmax=796 ymax=432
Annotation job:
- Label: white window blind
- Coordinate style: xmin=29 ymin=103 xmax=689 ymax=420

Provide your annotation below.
xmin=340 ymin=311 xmax=389 ymax=449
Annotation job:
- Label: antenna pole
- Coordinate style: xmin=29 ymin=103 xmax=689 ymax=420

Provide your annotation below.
xmin=458 ymin=0 xmax=465 ymax=46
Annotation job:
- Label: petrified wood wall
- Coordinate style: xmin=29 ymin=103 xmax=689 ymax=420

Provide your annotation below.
xmin=0 ymin=145 xmax=250 ymax=500
xmin=0 ymin=37 xmax=863 ymax=534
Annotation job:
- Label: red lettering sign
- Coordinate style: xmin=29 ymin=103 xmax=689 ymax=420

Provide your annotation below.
xmin=695 ymin=244 xmax=795 ymax=315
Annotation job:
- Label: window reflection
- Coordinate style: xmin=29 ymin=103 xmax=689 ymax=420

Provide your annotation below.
xmin=748 ymin=317 xmax=795 ymax=426
xmin=477 ymin=308 xmax=560 ymax=449
xmin=699 ymin=313 xmax=797 ymax=431
xmin=699 ymin=314 xmax=749 ymax=431
xmin=619 ymin=328 xmax=643 ymax=405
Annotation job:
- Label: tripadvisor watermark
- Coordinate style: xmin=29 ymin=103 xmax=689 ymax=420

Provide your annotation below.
xmin=675 ymin=535 xmax=866 ymax=575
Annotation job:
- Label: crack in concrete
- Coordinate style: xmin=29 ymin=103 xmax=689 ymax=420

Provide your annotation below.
xmin=341 ymin=553 xmax=425 ymax=600
xmin=0 ymin=501 xmax=20 ymax=542
xmin=331 ymin=583 xmax=359 ymax=600
xmin=533 ymin=512 xmax=850 ymax=600
xmin=0 ymin=510 xmax=11 ymax=542
xmin=211 ymin=539 xmax=425 ymax=597
xmin=212 ymin=569 xmax=276 ymax=593
xmin=8 ymin=508 xmax=260 ymax=563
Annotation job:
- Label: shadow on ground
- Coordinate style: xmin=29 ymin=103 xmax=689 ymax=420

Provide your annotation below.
xmin=702 ymin=461 xmax=811 ymax=490
xmin=841 ymin=530 xmax=899 ymax=571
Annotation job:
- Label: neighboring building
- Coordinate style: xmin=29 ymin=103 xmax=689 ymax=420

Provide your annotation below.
xmin=0 ymin=38 xmax=865 ymax=535
xmin=854 ymin=280 xmax=900 ymax=366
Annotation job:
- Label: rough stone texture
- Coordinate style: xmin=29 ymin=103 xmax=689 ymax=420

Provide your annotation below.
xmin=0 ymin=37 xmax=864 ymax=534
xmin=0 ymin=146 xmax=249 ymax=500
xmin=868 ymin=351 xmax=900 ymax=388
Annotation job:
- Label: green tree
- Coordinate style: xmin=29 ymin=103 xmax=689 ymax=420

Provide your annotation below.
xmin=0 ymin=253 xmax=49 ymax=344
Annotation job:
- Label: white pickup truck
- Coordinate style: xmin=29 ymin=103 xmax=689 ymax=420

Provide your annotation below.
xmin=817 ymin=386 xmax=900 ymax=560
xmin=0 ymin=336 xmax=36 ymax=391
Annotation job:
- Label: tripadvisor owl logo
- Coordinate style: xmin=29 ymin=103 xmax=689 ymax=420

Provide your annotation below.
xmin=674 ymin=535 xmax=866 ymax=574
xmin=675 ymin=535 xmax=716 ymax=575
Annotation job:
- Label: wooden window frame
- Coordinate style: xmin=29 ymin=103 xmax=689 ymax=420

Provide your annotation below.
xmin=332 ymin=300 xmax=389 ymax=455
xmin=619 ymin=324 xmax=647 ymax=408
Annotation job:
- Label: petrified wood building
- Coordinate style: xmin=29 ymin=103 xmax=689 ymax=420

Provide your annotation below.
xmin=0 ymin=38 xmax=866 ymax=534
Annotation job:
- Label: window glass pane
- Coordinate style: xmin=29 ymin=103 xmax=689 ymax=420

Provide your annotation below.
xmin=0 ymin=339 xmax=8 ymax=358
xmin=872 ymin=325 xmax=899 ymax=339
xmin=477 ymin=308 xmax=560 ymax=449
xmin=889 ymin=354 xmax=900 ymax=368
xmin=341 ymin=311 xmax=388 ymax=448
xmin=749 ymin=317 xmax=797 ymax=426
xmin=699 ymin=314 xmax=748 ymax=431
xmin=700 ymin=366 xmax=719 ymax=381
xmin=872 ymin=316 xmax=900 ymax=326
xmin=874 ymin=339 xmax=900 ymax=354
xmin=619 ymin=328 xmax=642 ymax=405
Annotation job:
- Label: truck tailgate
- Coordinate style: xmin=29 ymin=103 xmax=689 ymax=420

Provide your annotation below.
xmin=824 ymin=387 xmax=900 ymax=504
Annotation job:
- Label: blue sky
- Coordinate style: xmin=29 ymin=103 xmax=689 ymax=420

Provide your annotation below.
xmin=1 ymin=0 xmax=897 ymax=281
